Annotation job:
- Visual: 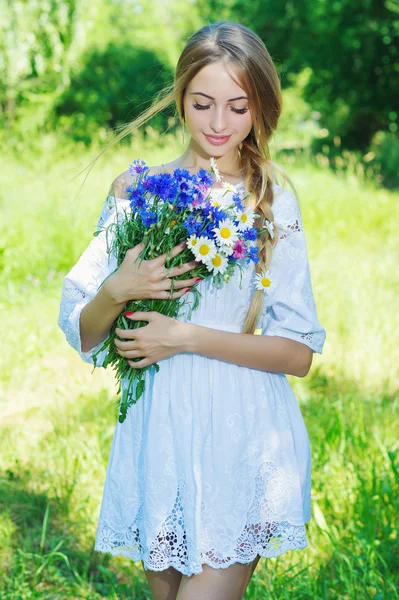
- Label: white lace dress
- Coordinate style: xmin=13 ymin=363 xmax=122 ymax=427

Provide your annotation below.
xmin=58 ymin=181 xmax=327 ymax=576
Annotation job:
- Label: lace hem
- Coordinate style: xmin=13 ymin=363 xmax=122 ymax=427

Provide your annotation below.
xmin=95 ymin=501 xmax=308 ymax=576
xmin=95 ymin=526 xmax=307 ymax=576
xmin=95 ymin=458 xmax=310 ymax=576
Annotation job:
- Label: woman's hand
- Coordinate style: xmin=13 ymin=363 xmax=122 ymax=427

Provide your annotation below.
xmin=114 ymin=311 xmax=191 ymax=368
xmin=104 ymin=241 xmax=202 ymax=305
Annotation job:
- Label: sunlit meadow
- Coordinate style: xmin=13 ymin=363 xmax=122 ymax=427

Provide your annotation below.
xmin=0 ymin=131 xmax=398 ymax=599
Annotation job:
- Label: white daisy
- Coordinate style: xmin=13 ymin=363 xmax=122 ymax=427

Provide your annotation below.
xmin=221 ymin=181 xmax=237 ymax=193
xmin=263 ymin=219 xmax=275 ymax=239
xmin=206 ymin=251 xmax=229 ymax=275
xmin=192 ymin=236 xmax=217 ymax=263
xmin=213 ymin=219 xmax=239 ymax=247
xmin=210 ymin=157 xmax=222 ymax=182
xmin=211 ymin=194 xmax=235 ymax=209
xmin=235 ymin=208 xmax=255 ymax=231
xmin=254 ymin=269 xmax=276 ymax=295
xmin=187 ymin=233 xmax=199 ymax=251
xmin=220 ymin=243 xmax=234 ymax=256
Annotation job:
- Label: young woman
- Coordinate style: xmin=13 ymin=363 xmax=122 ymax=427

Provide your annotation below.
xmin=58 ymin=21 xmax=326 ymax=600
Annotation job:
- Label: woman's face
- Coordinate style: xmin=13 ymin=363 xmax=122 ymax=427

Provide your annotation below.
xmin=183 ymin=60 xmax=253 ymax=158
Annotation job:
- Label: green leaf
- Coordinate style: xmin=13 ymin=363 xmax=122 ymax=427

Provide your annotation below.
xmin=135 ymin=379 xmax=145 ymax=401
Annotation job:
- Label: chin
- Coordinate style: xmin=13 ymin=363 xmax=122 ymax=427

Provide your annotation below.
xmin=191 ymin=133 xmax=234 ymax=155
xmin=201 ymin=140 xmax=238 ymax=157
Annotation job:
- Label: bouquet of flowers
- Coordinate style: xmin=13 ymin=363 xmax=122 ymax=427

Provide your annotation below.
xmin=93 ymin=157 xmax=263 ymax=422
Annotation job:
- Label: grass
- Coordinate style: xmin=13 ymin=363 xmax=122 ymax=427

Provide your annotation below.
xmin=0 ymin=134 xmax=398 ymax=598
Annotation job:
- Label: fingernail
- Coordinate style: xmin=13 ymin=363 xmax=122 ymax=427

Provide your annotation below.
xmin=184 ymin=288 xmax=190 ymax=293
xmin=124 ymin=311 xmax=134 ymax=316
xmin=195 ymin=277 xmax=202 ymax=282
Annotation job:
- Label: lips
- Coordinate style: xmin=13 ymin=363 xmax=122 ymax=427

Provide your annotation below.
xmin=204 ymin=134 xmax=231 ymax=145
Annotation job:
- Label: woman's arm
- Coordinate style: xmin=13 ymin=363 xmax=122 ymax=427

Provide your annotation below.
xmin=181 ymin=324 xmax=313 ymax=377
xmin=80 ymin=277 xmax=126 ymax=353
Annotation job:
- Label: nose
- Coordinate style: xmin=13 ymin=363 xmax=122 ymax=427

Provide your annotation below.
xmin=209 ymin=107 xmax=228 ymax=134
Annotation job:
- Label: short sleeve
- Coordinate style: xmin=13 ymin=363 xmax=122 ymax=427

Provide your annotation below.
xmin=57 ymin=195 xmax=128 ymax=366
xmin=259 ymin=186 xmax=327 ymax=354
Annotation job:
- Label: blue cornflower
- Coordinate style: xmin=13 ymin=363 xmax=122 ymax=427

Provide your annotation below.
xmin=144 ymin=173 xmax=177 ymax=201
xmin=211 ymin=206 xmax=228 ymax=225
xmin=197 ymin=168 xmax=214 ymax=186
xmin=183 ymin=215 xmax=201 ymax=236
xmin=202 ymin=222 xmax=215 ymax=238
xmin=128 ymin=159 xmax=148 ymax=176
xmin=203 ymin=218 xmax=223 ymax=239
xmin=243 ymin=227 xmax=258 ymax=242
xmin=201 ymin=200 xmax=213 ymax=218
xmin=245 ymin=245 xmax=260 ymax=264
xmin=232 ymin=192 xmax=244 ymax=211
xmin=128 ymin=187 xmax=147 ymax=211
xmin=142 ymin=178 xmax=153 ymax=192
xmin=175 ymin=178 xmax=197 ymax=210
xmin=173 ymin=168 xmax=192 ymax=182
xmin=140 ymin=210 xmax=158 ymax=227
xmin=177 ymin=176 xmax=196 ymax=194
xmin=175 ymin=192 xmax=194 ymax=212
xmin=127 ymin=180 xmax=147 ymax=196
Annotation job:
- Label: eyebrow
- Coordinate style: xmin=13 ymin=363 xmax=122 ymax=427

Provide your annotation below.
xmin=190 ymin=92 xmax=248 ymax=102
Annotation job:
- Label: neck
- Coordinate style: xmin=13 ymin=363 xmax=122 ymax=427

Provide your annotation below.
xmin=178 ymin=139 xmax=244 ymax=179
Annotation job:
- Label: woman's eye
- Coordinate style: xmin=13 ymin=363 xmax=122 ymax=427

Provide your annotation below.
xmin=193 ymin=102 xmax=209 ymax=110
xmin=192 ymin=102 xmax=249 ymax=115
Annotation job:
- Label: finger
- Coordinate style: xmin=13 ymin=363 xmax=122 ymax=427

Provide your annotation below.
xmin=151 ymin=241 xmax=186 ymax=266
xmin=127 ymin=358 xmax=148 ymax=369
xmin=124 ymin=311 xmax=153 ymax=322
xmin=127 ymin=241 xmax=146 ymax=259
xmin=153 ymin=275 xmax=201 ymax=292
xmin=114 ymin=338 xmax=138 ymax=350
xmin=115 ymin=327 xmax=138 ymax=339
xmin=164 ymin=260 xmax=200 ymax=279
xmin=150 ymin=285 xmax=193 ymax=299
xmin=117 ymin=347 xmax=143 ymax=358
xmin=170 ymin=288 xmax=192 ymax=300
xmin=115 ymin=322 xmax=147 ymax=339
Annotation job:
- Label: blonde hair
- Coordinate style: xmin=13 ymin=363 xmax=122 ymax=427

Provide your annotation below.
xmin=82 ymin=21 xmax=300 ymax=335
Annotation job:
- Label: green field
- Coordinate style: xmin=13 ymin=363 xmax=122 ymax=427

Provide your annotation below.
xmin=0 ymin=135 xmax=398 ymax=599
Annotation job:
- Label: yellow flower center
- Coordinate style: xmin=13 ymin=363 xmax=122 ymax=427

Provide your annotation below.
xmin=190 ymin=239 xmax=197 ymax=246
xmin=199 ymin=244 xmax=210 ymax=256
xmin=261 ymin=277 xmax=271 ymax=287
xmin=220 ymin=227 xmax=231 ymax=239
xmin=212 ymin=255 xmax=222 ymax=267
xmin=241 ymin=214 xmax=248 ymax=223
xmin=212 ymin=201 xmax=220 ymax=207
xmin=170 ymin=220 xmax=176 ymax=227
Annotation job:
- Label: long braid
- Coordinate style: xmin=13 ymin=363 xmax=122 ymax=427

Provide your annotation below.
xmin=239 ymin=133 xmax=281 ymax=335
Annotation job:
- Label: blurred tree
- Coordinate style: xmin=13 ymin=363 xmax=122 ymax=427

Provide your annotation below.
xmin=195 ymin=0 xmax=398 ymax=151
xmin=52 ymin=42 xmax=175 ymax=143
xmin=0 ymin=0 xmax=200 ymax=140
xmin=0 ymin=0 xmax=101 ymax=129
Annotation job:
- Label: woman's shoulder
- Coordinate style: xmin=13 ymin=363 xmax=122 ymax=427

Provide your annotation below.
xmin=145 ymin=163 xmax=172 ymax=175
xmin=271 ymin=182 xmax=303 ymax=232
xmin=109 ymin=163 xmax=171 ymax=199
xmin=109 ymin=170 xmax=135 ymax=200
xmin=271 ymin=182 xmax=299 ymax=208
